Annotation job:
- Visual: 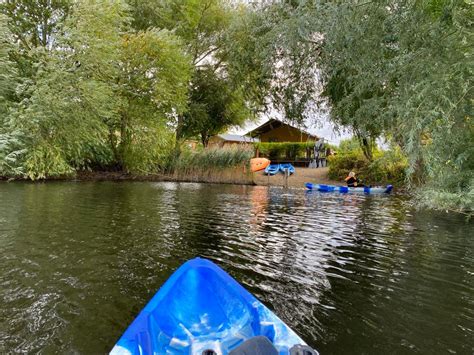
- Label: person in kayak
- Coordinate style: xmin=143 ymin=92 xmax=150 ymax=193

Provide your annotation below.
xmin=345 ymin=171 xmax=364 ymax=187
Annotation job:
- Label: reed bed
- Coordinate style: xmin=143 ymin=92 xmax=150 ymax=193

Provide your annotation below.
xmin=169 ymin=146 xmax=254 ymax=184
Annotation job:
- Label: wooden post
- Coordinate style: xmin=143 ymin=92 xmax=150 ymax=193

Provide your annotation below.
xmin=284 ymin=168 xmax=289 ymax=188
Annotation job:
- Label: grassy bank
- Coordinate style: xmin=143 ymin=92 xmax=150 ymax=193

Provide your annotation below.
xmin=0 ymin=146 xmax=255 ymax=185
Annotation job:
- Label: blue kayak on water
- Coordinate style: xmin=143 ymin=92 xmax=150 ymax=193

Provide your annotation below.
xmin=305 ymin=182 xmax=393 ymax=194
xmin=279 ymin=163 xmax=295 ymax=175
xmin=264 ymin=164 xmax=280 ymax=175
xmin=111 ymin=258 xmax=317 ymax=355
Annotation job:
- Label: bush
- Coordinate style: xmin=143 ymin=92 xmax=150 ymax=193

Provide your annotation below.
xmin=123 ymin=126 xmax=176 ymax=174
xmin=328 ymin=145 xmax=407 ymax=186
xmin=254 ymin=142 xmax=315 ymax=160
xmin=327 ymin=151 xmax=368 ymax=180
xmin=417 ymin=187 xmax=474 ymax=213
xmin=368 ymin=148 xmax=408 ymax=186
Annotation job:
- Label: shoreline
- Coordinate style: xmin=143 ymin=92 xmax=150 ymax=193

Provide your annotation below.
xmin=0 ymin=167 xmax=339 ymax=189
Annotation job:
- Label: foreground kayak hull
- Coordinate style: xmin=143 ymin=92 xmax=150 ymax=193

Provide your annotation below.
xmin=111 ymin=258 xmax=310 ymax=355
xmin=305 ymin=183 xmax=393 ymax=194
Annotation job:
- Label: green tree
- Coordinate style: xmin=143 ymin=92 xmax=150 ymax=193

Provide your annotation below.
xmin=181 ymin=67 xmax=249 ymax=146
xmin=0 ymin=0 xmax=191 ymax=178
xmin=8 ymin=0 xmax=128 ymax=179
xmin=0 ymin=0 xmax=72 ymax=79
xmin=0 ymin=0 xmax=71 ymax=48
xmin=118 ymin=29 xmax=191 ymax=172
xmin=0 ymin=13 xmax=16 ymax=116
xmin=128 ymin=0 xmax=230 ymax=65
xmin=222 ymin=4 xmax=275 ymax=114
xmin=127 ymin=0 xmax=264 ymax=145
xmin=225 ymin=1 xmax=321 ymax=125
xmin=0 ymin=13 xmax=22 ymax=176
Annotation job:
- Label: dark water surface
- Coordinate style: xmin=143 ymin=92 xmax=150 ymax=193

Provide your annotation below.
xmin=0 ymin=182 xmax=472 ymax=354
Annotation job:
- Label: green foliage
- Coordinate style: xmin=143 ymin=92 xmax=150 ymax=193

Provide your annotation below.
xmin=0 ymin=14 xmax=17 ymax=117
xmin=254 ymin=142 xmax=314 ymax=160
xmin=0 ymin=0 xmax=191 ymax=179
xmin=170 ymin=145 xmax=253 ymax=172
xmin=337 ymin=138 xmax=362 ymax=154
xmin=227 ymin=1 xmax=321 ymax=123
xmin=181 ymin=67 xmax=249 ymax=146
xmin=0 ymin=0 xmax=258 ymax=179
xmin=0 ymin=0 xmax=71 ymax=49
xmin=328 ymin=145 xmax=408 ymax=186
xmin=6 ymin=0 xmax=129 ymax=179
xmin=223 ymin=5 xmax=273 ymax=112
xmin=120 ymin=29 xmax=190 ymax=116
xmin=0 ymin=0 xmax=72 ymax=81
xmin=0 ymin=15 xmax=29 ymax=177
xmin=23 ymin=142 xmax=75 ymax=180
xmin=118 ymin=28 xmax=191 ymax=171
xmin=318 ymin=0 xmax=472 ymax=210
xmin=251 ymin=0 xmax=473 ymax=211
xmin=128 ymin=0 xmax=231 ymax=66
xmin=0 ymin=130 xmax=26 ymax=177
xmin=121 ymin=124 xmax=176 ymax=174
xmin=367 ymin=149 xmax=409 ymax=187
xmin=128 ymin=0 xmax=267 ymax=143
xmin=317 ymin=2 xmax=393 ymax=160
xmin=417 ymin=187 xmax=474 ymax=213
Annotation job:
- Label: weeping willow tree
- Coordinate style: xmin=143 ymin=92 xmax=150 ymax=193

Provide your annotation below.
xmin=246 ymin=0 xmax=473 ymax=212
xmin=118 ymin=28 xmax=191 ymax=172
xmin=319 ymin=0 xmax=473 ymax=211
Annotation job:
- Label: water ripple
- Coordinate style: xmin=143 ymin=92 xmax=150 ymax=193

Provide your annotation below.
xmin=0 ymin=182 xmax=472 ymax=354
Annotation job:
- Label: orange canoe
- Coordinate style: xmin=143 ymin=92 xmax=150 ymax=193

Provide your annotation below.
xmin=250 ymin=158 xmax=270 ymax=172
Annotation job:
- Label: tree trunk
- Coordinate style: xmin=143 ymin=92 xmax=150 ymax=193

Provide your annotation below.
xmin=108 ymin=128 xmax=119 ymax=167
xmin=175 ymin=114 xmax=184 ymax=154
xmin=118 ymin=112 xmax=129 ymax=171
xmin=201 ymin=133 xmax=210 ymax=148
xmin=362 ymin=137 xmax=373 ymax=161
xmin=355 ymin=129 xmax=374 ymax=161
xmin=411 ymin=156 xmax=426 ymax=186
xmin=42 ymin=13 xmax=48 ymax=47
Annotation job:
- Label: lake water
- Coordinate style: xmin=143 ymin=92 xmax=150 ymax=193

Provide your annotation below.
xmin=0 ymin=182 xmax=472 ymax=354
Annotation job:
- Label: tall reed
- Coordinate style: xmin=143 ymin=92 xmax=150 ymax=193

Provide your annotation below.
xmin=169 ymin=146 xmax=254 ymax=184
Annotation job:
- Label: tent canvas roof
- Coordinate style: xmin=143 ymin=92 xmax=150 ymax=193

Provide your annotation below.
xmin=246 ymin=118 xmax=317 ymax=140
xmin=217 ymin=134 xmax=259 ymax=143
